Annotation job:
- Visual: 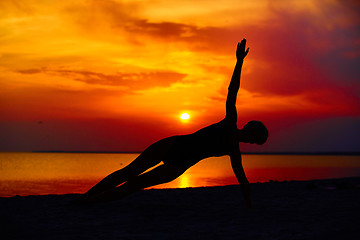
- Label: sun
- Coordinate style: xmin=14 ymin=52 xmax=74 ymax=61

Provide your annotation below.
xmin=180 ymin=112 xmax=190 ymax=121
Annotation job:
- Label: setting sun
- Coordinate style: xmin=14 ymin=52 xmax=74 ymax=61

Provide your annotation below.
xmin=180 ymin=113 xmax=190 ymax=121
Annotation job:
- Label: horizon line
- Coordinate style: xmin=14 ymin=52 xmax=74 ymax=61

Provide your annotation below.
xmin=0 ymin=151 xmax=358 ymax=155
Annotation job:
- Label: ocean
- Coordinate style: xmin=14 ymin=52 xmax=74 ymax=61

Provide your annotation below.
xmin=1 ymin=152 xmax=360 ymax=197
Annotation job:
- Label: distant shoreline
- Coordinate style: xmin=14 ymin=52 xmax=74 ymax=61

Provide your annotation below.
xmin=21 ymin=151 xmax=360 ymax=155
xmin=2 ymin=176 xmax=360 ymax=198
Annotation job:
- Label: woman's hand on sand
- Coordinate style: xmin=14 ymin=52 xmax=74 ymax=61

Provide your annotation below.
xmin=236 ymin=39 xmax=249 ymax=60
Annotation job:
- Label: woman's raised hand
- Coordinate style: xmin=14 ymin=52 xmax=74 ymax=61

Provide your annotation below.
xmin=236 ymin=38 xmax=249 ymax=60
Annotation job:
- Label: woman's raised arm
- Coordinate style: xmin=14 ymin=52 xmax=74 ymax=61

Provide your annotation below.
xmin=225 ymin=39 xmax=249 ymax=123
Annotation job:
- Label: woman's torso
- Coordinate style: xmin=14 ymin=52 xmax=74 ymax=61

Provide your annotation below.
xmin=162 ymin=119 xmax=238 ymax=167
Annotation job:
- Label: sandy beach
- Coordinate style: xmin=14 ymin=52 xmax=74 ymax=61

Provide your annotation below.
xmin=1 ymin=177 xmax=359 ymax=240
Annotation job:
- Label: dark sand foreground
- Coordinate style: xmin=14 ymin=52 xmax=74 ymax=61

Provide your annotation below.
xmin=1 ymin=177 xmax=360 ymax=240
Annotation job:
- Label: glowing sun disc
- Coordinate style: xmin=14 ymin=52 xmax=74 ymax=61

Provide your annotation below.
xmin=180 ymin=113 xmax=190 ymax=120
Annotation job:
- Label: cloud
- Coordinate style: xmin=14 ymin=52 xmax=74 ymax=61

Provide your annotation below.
xmin=61 ymin=0 xmax=239 ymax=51
xmin=57 ymin=70 xmax=187 ymax=90
xmin=16 ymin=68 xmax=187 ymax=91
xmin=126 ymin=20 xmax=197 ymax=39
xmin=17 ymin=68 xmax=44 ymax=74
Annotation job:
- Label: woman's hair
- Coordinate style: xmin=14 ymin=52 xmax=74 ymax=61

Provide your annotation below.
xmin=244 ymin=120 xmax=268 ymax=145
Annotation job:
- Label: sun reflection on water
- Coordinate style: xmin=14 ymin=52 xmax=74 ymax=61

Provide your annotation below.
xmin=1 ymin=153 xmax=360 ymax=196
xmin=179 ymin=175 xmax=191 ymax=188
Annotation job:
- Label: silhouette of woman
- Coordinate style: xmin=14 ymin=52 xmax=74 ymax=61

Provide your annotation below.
xmin=77 ymin=39 xmax=268 ymax=208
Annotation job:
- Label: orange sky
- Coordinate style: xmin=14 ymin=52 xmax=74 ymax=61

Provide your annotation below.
xmin=0 ymin=0 xmax=359 ymax=152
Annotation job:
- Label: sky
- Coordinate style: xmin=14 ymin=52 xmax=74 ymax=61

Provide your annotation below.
xmin=0 ymin=0 xmax=359 ymax=153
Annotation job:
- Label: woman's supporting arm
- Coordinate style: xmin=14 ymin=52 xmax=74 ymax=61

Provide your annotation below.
xmin=230 ymin=148 xmax=252 ymax=209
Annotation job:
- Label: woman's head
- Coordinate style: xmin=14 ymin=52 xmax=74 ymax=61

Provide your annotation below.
xmin=239 ymin=120 xmax=268 ymax=145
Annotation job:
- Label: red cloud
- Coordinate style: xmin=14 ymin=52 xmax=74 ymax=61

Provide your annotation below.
xmin=56 ymin=70 xmax=186 ymax=90
xmin=16 ymin=68 xmax=187 ymax=91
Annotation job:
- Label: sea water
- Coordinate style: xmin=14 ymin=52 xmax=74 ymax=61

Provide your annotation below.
xmin=1 ymin=152 xmax=359 ymax=197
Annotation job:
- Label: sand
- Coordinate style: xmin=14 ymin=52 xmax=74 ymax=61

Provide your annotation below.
xmin=1 ymin=177 xmax=360 ymax=240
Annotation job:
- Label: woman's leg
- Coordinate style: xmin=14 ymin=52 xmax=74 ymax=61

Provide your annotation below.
xmin=79 ymin=155 xmax=159 ymax=201
xmin=79 ymin=137 xmax=176 ymax=201
xmin=87 ymin=164 xmax=186 ymax=203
